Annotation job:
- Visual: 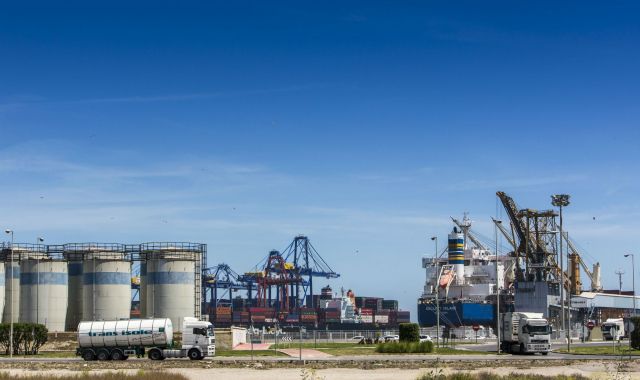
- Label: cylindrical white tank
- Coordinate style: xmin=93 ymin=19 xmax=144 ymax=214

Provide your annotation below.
xmin=19 ymin=257 xmax=68 ymax=331
xmin=82 ymin=251 xmax=131 ymax=321
xmin=448 ymin=228 xmax=465 ymax=285
xmin=77 ymin=318 xmax=173 ymax=348
xmin=142 ymin=246 xmax=197 ymax=331
xmin=3 ymin=257 xmax=20 ymax=323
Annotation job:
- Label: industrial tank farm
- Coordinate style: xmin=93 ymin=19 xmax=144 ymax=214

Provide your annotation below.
xmin=0 ymin=242 xmax=207 ymax=332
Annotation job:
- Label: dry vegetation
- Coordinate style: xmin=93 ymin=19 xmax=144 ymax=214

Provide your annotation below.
xmin=0 ymin=372 xmax=187 ymax=380
xmin=416 ymin=373 xmax=588 ymax=380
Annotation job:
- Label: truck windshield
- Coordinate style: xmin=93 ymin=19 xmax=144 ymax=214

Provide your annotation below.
xmin=522 ymin=324 xmax=550 ymax=334
xmin=207 ymin=326 xmax=215 ymax=337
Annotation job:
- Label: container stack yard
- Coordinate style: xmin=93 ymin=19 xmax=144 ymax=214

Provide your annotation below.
xmin=201 ymin=235 xmax=411 ymax=330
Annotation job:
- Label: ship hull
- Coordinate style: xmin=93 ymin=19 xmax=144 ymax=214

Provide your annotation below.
xmin=417 ymin=302 xmax=495 ymax=327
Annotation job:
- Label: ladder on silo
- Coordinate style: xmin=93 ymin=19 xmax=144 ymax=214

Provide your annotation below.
xmin=194 ymin=247 xmax=202 ymax=320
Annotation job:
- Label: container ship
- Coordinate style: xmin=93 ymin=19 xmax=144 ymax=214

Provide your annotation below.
xmin=418 ymin=215 xmax=515 ymax=328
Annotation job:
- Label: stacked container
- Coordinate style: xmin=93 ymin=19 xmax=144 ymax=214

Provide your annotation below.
xmin=374 ymin=309 xmax=390 ymax=324
xmin=232 ymin=310 xmax=250 ymax=324
xmin=364 ymin=298 xmax=382 ymax=311
xmin=360 ymin=308 xmax=373 ymax=323
xmin=249 ymin=307 xmax=267 ymax=324
xmin=300 ymin=308 xmax=317 ymax=324
xmin=215 ymin=306 xmax=232 ymax=325
xmin=382 ymin=300 xmax=399 ymax=311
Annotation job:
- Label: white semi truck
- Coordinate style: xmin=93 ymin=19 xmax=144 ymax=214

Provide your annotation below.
xmin=76 ymin=317 xmax=215 ymax=361
xmin=601 ymin=318 xmax=625 ymax=341
xmin=499 ymin=312 xmax=551 ymax=355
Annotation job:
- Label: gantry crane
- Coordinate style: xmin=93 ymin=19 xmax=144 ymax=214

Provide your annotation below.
xmin=281 ymin=235 xmax=340 ymax=308
xmin=255 ymin=250 xmax=303 ymax=312
xmin=203 ymin=263 xmax=256 ymax=315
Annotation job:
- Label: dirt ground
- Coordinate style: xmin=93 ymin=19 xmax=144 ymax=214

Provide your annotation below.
xmin=1 ymin=361 xmax=640 ymax=379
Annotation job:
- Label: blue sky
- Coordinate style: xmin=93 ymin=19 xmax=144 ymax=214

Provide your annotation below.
xmin=1 ymin=2 xmax=640 ymax=317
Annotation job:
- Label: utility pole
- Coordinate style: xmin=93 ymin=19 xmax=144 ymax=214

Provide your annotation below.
xmin=431 ymin=236 xmax=440 ymax=349
xmin=625 ymin=254 xmax=636 ymax=316
xmin=615 ymin=269 xmax=625 ymax=295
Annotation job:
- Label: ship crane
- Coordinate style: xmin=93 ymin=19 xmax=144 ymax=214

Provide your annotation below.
xmin=451 ymin=216 xmax=488 ymax=251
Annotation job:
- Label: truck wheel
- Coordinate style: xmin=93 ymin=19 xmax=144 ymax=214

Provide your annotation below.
xmin=111 ymin=349 xmax=125 ymax=361
xmin=82 ymin=349 xmax=96 ymax=361
xmin=519 ymin=343 xmax=525 ymax=355
xmin=542 ymin=352 xmax=549 ymax=356
xmin=97 ymin=349 xmax=111 ymax=361
xmin=148 ymin=348 xmax=163 ymax=361
xmin=188 ymin=348 xmax=202 ymax=360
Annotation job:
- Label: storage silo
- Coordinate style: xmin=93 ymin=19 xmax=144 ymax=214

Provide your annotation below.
xmin=19 ymin=246 xmax=68 ymax=331
xmin=140 ymin=243 xmax=202 ymax=330
xmin=2 ymin=246 xmax=22 ymax=323
xmin=82 ymin=244 xmax=131 ymax=321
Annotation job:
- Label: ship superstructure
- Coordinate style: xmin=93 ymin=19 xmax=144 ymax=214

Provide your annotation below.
xmin=418 ymin=214 xmax=515 ymax=327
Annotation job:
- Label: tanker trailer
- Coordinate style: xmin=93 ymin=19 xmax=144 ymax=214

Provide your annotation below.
xmin=76 ymin=317 xmax=215 ymax=361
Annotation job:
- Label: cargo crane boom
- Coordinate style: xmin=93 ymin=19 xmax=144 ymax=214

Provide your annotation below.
xmin=496 ymin=191 xmax=599 ymax=294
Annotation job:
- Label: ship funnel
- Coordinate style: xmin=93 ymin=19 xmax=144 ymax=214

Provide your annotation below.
xmin=448 ymin=228 xmax=465 ymax=285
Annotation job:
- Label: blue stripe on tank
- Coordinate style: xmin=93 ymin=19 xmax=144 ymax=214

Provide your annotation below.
xmin=148 ymin=271 xmax=194 ymax=285
xmin=83 ymin=272 xmax=131 ymax=285
xmin=20 ymin=272 xmax=68 ymax=285
xmin=449 ymin=260 xmax=464 ymax=264
xmin=5 ymin=268 xmax=20 ymax=279
xmin=68 ymin=262 xmax=83 ymax=276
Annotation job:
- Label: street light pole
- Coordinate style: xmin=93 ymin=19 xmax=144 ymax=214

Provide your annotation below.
xmin=495 ymin=220 xmax=502 ymax=354
xmin=431 ymin=236 xmax=440 ymax=349
xmin=5 ymin=229 xmax=14 ymax=358
xmin=625 ymin=254 xmax=636 ymax=315
xmin=551 ymin=194 xmax=570 ymax=349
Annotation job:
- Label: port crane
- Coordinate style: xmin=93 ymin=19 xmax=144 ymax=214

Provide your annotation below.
xmin=203 ymin=263 xmax=256 ymax=316
xmin=281 ymin=235 xmax=340 ymax=308
xmin=255 ymin=250 xmax=302 ymax=312
xmin=495 ymin=191 xmax=601 ymax=293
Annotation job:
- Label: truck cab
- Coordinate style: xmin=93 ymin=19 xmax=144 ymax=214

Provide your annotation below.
xmin=500 ymin=312 xmax=551 ymax=354
xmin=601 ymin=318 xmax=625 ymax=341
xmin=181 ymin=317 xmax=216 ymax=358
